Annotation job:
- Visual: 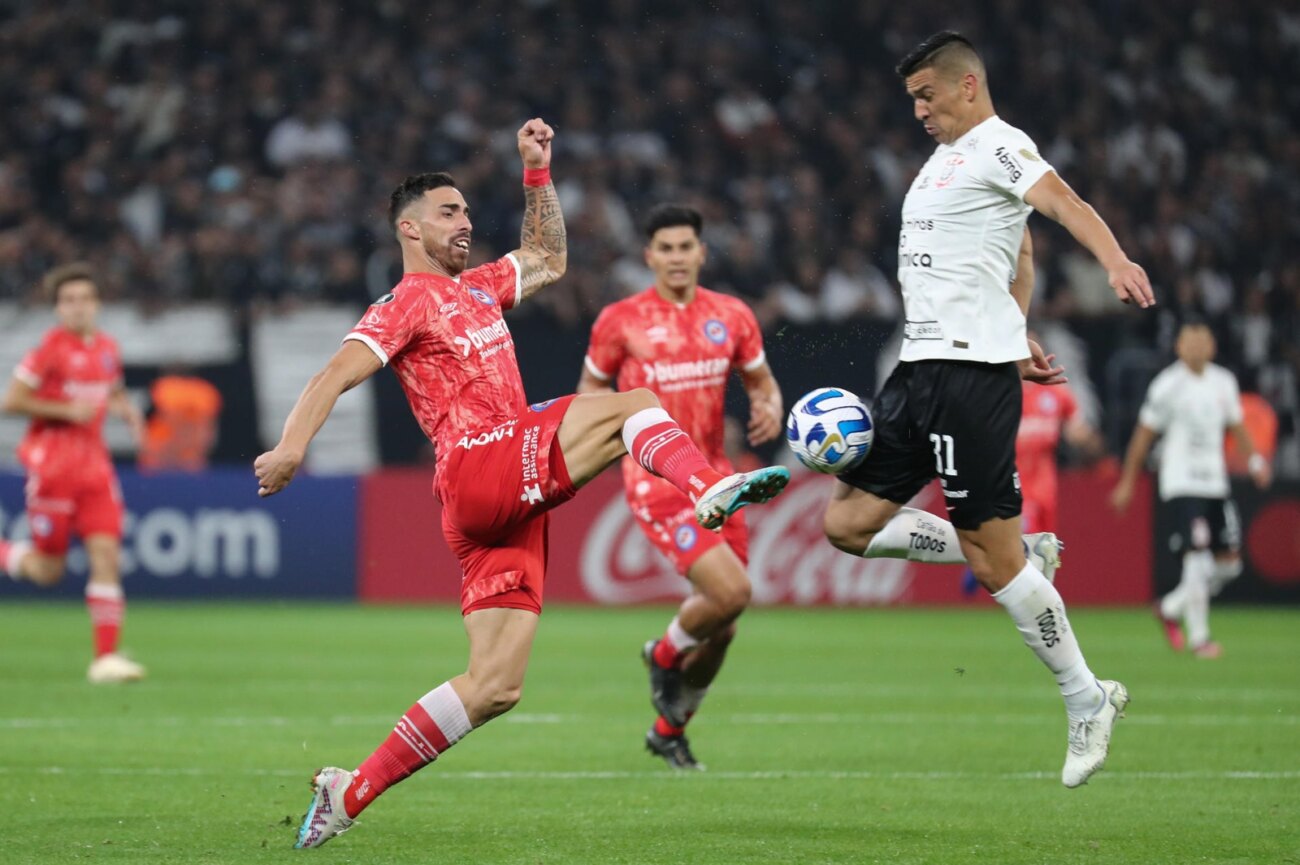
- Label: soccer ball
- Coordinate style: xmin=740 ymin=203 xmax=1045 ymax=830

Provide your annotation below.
xmin=785 ymin=387 xmax=874 ymax=474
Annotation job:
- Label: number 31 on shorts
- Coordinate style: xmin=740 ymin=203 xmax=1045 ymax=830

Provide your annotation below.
xmin=930 ymin=433 xmax=957 ymax=477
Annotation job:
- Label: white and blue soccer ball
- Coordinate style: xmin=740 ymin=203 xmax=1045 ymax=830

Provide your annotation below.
xmin=785 ymin=387 xmax=874 ymax=474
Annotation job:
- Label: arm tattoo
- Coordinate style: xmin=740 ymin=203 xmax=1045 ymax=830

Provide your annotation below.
xmin=517 ymin=182 xmax=568 ymax=301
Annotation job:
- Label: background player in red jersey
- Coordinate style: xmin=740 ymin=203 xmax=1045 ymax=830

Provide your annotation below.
xmin=255 ymin=119 xmax=790 ymax=849
xmin=577 ymin=204 xmax=783 ymax=770
xmin=0 ymin=263 xmax=146 ymax=683
xmin=1016 ymin=346 xmax=1104 ymax=537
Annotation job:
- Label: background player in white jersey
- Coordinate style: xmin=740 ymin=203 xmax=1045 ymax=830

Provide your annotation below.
xmin=578 ymin=204 xmax=783 ymax=769
xmin=819 ymin=31 xmax=1155 ymax=788
xmin=1111 ymin=321 xmax=1272 ymax=658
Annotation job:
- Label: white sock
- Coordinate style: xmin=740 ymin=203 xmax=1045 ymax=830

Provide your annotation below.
xmin=1159 ymin=583 xmax=1187 ymax=621
xmin=1208 ymin=557 xmax=1243 ymax=596
xmin=863 ymin=508 xmax=967 ymax=564
xmin=1182 ymin=550 xmax=1214 ymax=647
xmin=678 ymin=684 xmax=709 ymax=717
xmin=5 ymin=540 xmax=32 ymax=577
xmin=993 ymin=562 xmax=1103 ymax=719
xmin=416 ymin=682 xmax=474 ymax=739
xmin=620 ymin=407 xmax=673 ymax=457
xmin=666 ymin=615 xmax=699 ymax=653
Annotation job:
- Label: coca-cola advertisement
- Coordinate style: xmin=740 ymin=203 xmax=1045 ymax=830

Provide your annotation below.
xmin=358 ymin=468 xmax=1153 ymax=606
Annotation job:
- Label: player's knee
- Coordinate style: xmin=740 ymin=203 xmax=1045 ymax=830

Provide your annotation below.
xmin=711 ymin=576 xmax=751 ymax=617
xmin=624 ymin=387 xmax=661 ymax=414
xmin=480 ymin=683 xmax=524 ymax=720
xmin=27 ymin=555 xmax=66 ymax=587
xmin=823 ymin=503 xmax=874 ymax=553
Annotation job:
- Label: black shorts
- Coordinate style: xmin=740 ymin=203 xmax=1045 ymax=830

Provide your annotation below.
xmin=1164 ymin=497 xmax=1241 ymax=555
xmin=840 ymin=360 xmax=1022 ymax=530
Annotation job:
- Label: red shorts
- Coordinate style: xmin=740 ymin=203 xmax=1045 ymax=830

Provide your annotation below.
xmin=24 ymin=459 xmax=124 ymax=555
xmin=628 ymin=480 xmax=748 ymax=577
xmin=438 ymin=396 xmax=578 ymax=615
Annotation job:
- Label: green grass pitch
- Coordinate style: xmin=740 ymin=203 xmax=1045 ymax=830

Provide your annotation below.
xmin=2 ymin=602 xmax=1297 ymax=864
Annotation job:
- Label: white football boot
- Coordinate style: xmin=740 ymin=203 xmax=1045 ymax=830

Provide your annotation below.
xmin=694 ymin=467 xmax=790 ymax=531
xmin=1062 ymin=679 xmax=1129 ymax=788
xmin=1024 ymin=532 xmax=1064 ymax=584
xmin=86 ymin=653 xmax=146 ymax=684
xmin=294 ymin=767 xmax=356 ymax=849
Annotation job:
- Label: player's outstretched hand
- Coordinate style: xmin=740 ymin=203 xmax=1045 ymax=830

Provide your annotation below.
xmin=254 ymin=446 xmax=302 ymax=497
xmin=1250 ymin=457 xmax=1273 ymax=490
xmin=517 ymin=118 xmax=554 ymax=169
xmin=747 ymin=396 xmax=783 ymax=446
xmin=1018 ymin=339 xmax=1067 ymax=386
xmin=1109 ymin=259 xmax=1155 ymax=309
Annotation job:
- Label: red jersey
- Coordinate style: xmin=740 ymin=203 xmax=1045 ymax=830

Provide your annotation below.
xmin=346 ymin=256 xmax=526 ymax=492
xmin=584 ymin=286 xmax=765 ymax=493
xmin=1016 ymin=381 xmax=1078 ymax=504
xmin=15 ymin=327 xmax=121 ymax=474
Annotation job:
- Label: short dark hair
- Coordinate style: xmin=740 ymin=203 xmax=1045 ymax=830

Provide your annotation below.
xmin=643 ymin=204 xmax=703 ymax=241
xmin=896 ymin=31 xmax=982 ymax=79
xmin=388 ymin=172 xmax=457 ymax=229
xmin=42 ymin=262 xmax=97 ymax=304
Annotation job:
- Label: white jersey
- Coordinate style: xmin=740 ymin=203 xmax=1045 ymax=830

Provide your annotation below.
xmin=898 ymin=116 xmax=1053 ymax=364
xmin=1138 ymin=361 xmax=1243 ymax=501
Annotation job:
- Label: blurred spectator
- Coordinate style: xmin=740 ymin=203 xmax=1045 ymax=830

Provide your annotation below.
xmin=138 ymin=373 xmax=223 ymax=472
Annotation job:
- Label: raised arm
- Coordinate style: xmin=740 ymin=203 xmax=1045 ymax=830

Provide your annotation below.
xmin=510 ymin=118 xmax=567 ymax=302
xmin=254 ymin=340 xmax=382 ymax=497
xmin=1023 ymin=171 xmax=1154 ymax=308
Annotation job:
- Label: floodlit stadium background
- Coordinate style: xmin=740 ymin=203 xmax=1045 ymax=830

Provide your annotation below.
xmin=0 ymin=0 xmax=1296 ymax=603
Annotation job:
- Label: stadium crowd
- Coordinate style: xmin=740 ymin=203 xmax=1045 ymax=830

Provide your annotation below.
xmin=1 ymin=0 xmax=1297 ymax=467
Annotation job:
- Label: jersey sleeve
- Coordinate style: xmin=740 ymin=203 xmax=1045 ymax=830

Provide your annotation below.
xmin=583 ymin=305 xmax=625 ymax=382
xmin=977 ymin=128 xmax=1054 ymax=201
xmin=1137 ymin=373 xmax=1172 ymax=432
xmin=462 ymin=255 xmax=523 ymax=311
xmin=731 ymin=300 xmax=766 ymax=372
xmin=14 ymin=333 xmax=55 ymax=387
xmin=344 ymin=291 xmax=424 ymax=366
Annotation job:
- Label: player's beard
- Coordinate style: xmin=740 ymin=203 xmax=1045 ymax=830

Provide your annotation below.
xmin=429 ymin=237 xmax=469 ymax=276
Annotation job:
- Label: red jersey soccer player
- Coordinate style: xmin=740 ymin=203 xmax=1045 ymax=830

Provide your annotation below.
xmin=0 ymin=263 xmax=146 ymax=683
xmin=255 ymin=119 xmax=790 ymax=850
xmin=578 ymin=204 xmax=783 ymax=769
xmin=1016 ymin=371 xmax=1102 ymax=535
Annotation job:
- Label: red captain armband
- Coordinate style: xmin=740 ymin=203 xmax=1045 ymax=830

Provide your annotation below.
xmin=523 ymin=167 xmax=552 ymax=187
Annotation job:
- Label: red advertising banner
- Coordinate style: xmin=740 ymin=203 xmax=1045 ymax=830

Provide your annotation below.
xmin=359 ymin=468 xmax=1152 ymax=606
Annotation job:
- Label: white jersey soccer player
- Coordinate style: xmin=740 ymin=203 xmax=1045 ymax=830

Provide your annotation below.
xmin=820 ymin=31 xmax=1155 ymax=788
xmin=1112 ymin=322 xmax=1272 ymax=658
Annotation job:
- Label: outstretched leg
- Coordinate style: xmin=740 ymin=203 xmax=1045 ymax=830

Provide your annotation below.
xmin=295 ymin=608 xmax=539 ymax=849
xmin=558 ymin=389 xmax=788 ymax=527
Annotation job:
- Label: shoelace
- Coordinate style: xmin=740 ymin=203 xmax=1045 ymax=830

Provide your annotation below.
xmin=1067 ymin=718 xmax=1089 ymax=756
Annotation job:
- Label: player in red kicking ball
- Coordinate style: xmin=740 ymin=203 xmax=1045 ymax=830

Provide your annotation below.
xmin=254 ymin=119 xmax=790 ymax=849
xmin=578 ymin=204 xmax=783 ymax=769
xmin=0 ymin=263 xmax=146 ymax=683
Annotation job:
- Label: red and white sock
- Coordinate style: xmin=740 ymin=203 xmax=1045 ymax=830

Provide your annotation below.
xmin=0 ymin=540 xmax=31 ymax=578
xmin=622 ymin=408 xmax=724 ymax=502
xmin=651 ymin=616 xmax=699 ymax=670
xmin=85 ymin=583 xmax=125 ymax=658
xmin=344 ymin=682 xmax=472 ymax=818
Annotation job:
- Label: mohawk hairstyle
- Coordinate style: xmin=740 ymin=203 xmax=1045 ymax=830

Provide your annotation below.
xmin=643 ymin=203 xmax=703 ymax=241
xmin=895 ymin=30 xmax=983 ymax=79
xmin=388 ymin=172 xmax=457 ymax=229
